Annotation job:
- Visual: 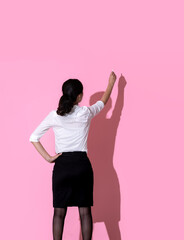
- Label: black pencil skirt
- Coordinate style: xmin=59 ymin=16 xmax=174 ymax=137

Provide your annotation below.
xmin=52 ymin=151 xmax=94 ymax=208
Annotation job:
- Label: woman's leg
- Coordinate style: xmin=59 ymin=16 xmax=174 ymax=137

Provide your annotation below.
xmin=78 ymin=206 xmax=93 ymax=240
xmin=52 ymin=207 xmax=67 ymax=240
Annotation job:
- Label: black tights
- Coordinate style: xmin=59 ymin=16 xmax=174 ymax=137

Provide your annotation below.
xmin=52 ymin=206 xmax=93 ymax=240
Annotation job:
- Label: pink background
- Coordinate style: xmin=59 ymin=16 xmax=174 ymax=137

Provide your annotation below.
xmin=0 ymin=0 xmax=184 ymax=239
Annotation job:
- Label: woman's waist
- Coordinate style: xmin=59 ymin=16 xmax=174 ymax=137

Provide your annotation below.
xmin=58 ymin=151 xmax=87 ymax=156
xmin=54 ymin=151 xmax=91 ymax=166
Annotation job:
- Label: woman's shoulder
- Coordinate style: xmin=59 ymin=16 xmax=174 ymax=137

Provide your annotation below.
xmin=80 ymin=100 xmax=104 ymax=110
xmin=50 ymin=100 xmax=104 ymax=118
xmin=48 ymin=109 xmax=58 ymax=117
xmin=50 ymin=109 xmax=57 ymax=114
xmin=51 ymin=108 xmax=88 ymax=118
xmin=76 ymin=105 xmax=90 ymax=117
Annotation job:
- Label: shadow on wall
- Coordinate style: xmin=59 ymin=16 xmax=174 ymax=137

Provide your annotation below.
xmin=79 ymin=74 xmax=127 ymax=240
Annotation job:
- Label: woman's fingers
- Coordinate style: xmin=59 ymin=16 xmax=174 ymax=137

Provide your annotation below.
xmin=47 ymin=153 xmax=62 ymax=163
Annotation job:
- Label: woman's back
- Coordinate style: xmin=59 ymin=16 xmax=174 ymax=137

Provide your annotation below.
xmin=29 ymin=100 xmax=104 ymax=153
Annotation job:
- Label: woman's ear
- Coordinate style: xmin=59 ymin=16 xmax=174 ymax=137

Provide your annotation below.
xmin=79 ymin=93 xmax=83 ymax=102
xmin=76 ymin=93 xmax=83 ymax=103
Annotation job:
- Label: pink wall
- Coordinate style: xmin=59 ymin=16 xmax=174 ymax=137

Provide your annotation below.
xmin=0 ymin=0 xmax=184 ymax=239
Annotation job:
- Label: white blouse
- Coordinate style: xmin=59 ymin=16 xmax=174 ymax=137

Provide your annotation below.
xmin=29 ymin=100 xmax=104 ymax=153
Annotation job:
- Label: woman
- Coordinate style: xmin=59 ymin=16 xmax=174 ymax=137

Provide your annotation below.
xmin=29 ymin=71 xmax=117 ymax=240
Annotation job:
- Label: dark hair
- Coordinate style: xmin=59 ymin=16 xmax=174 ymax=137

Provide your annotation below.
xmin=56 ymin=79 xmax=83 ymax=116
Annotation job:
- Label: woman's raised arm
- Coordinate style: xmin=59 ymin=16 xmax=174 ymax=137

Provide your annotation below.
xmin=101 ymin=71 xmax=117 ymax=105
